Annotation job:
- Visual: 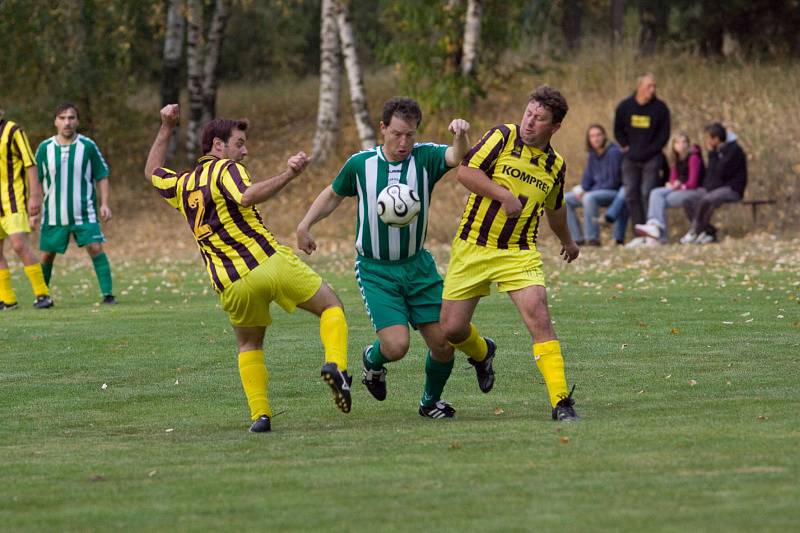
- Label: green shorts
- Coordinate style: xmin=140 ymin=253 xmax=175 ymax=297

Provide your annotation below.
xmin=40 ymin=223 xmax=106 ymax=254
xmin=354 ymin=250 xmax=443 ymax=331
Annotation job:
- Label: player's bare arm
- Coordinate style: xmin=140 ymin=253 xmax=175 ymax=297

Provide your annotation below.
xmin=296 ymin=185 xmax=346 ymax=255
xmin=545 ymin=206 xmax=580 ymax=263
xmin=25 ymin=164 xmax=42 ymax=228
xmin=456 ymin=165 xmax=523 ymax=217
xmin=239 ymin=152 xmax=310 ymax=207
xmin=98 ymin=178 xmax=112 ymax=222
xmin=145 ymin=104 xmax=180 ymax=180
xmin=444 ymin=119 xmax=471 ymax=167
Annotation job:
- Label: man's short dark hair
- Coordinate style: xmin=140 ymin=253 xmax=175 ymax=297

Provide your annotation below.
xmin=528 ymin=86 xmax=569 ymax=124
xmin=704 ymin=122 xmax=726 ymax=142
xmin=382 ymin=97 xmax=422 ymax=128
xmin=201 ymin=118 xmax=249 ymax=154
xmin=54 ymin=102 xmax=79 ymax=119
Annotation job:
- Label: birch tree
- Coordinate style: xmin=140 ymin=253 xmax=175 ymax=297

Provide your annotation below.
xmin=334 ymin=0 xmax=375 ymax=150
xmin=461 ymin=0 xmax=481 ymax=77
xmin=311 ymin=0 xmax=342 ymax=162
xmin=161 ymin=0 xmax=184 ymax=159
xmin=185 ymin=0 xmax=203 ymax=159
xmin=201 ymin=0 xmax=231 ymax=125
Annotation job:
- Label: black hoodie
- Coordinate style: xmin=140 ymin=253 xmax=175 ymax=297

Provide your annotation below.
xmin=613 ymin=94 xmax=671 ymax=163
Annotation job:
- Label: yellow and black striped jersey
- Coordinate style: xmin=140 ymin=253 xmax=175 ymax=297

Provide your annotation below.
xmin=456 ymin=123 xmax=565 ymax=250
xmin=0 ymin=119 xmax=36 ymax=216
xmin=151 ymin=155 xmax=279 ymax=292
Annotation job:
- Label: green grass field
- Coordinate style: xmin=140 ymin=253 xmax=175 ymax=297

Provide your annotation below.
xmin=1 ymin=240 xmax=798 ymax=532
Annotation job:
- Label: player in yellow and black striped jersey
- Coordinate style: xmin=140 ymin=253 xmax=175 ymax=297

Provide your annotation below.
xmin=0 ymin=112 xmax=52 ymax=310
xmin=440 ymin=86 xmax=582 ymax=422
xmin=145 ymin=104 xmax=352 ymax=433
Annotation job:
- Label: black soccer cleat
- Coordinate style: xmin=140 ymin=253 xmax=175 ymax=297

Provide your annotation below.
xmin=552 ymin=385 xmax=580 ymax=422
xmin=249 ymin=415 xmax=272 ymax=433
xmin=33 ymin=295 xmax=54 ymax=309
xmin=321 ymin=362 xmax=352 ymax=413
xmin=467 ymin=337 xmax=496 ymax=393
xmin=419 ymin=400 xmax=456 ymax=419
xmin=102 ymin=294 xmax=117 ymax=305
xmin=361 ymin=345 xmax=387 ymax=401
xmin=0 ymin=301 xmax=19 ymax=310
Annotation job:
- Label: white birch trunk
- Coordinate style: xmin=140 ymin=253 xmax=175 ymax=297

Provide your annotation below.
xmin=461 ymin=0 xmax=481 ymax=77
xmin=334 ymin=0 xmax=376 ymax=149
xmin=201 ymin=0 xmax=231 ymax=126
xmin=311 ymin=0 xmax=342 ymax=162
xmin=161 ymin=0 xmax=184 ymax=160
xmin=185 ymin=0 xmax=204 ymax=160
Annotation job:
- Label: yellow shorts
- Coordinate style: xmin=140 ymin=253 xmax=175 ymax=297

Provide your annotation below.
xmin=219 ymin=245 xmax=323 ymax=327
xmin=0 ymin=211 xmax=31 ymax=239
xmin=442 ymin=237 xmax=546 ymax=300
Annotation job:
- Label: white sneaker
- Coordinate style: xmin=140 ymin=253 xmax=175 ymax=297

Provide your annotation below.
xmin=679 ymin=231 xmax=697 ymax=244
xmin=643 ymin=237 xmax=661 ymax=247
xmin=694 ymin=231 xmax=717 ymax=244
xmin=625 ymin=236 xmax=647 ymax=248
xmin=634 ymin=222 xmax=661 ymax=240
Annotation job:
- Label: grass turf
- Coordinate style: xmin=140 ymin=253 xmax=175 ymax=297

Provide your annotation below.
xmin=1 ymin=251 xmax=798 ymax=532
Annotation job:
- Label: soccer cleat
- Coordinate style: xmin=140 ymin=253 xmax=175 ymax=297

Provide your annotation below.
xmin=102 ymin=294 xmax=117 ymax=305
xmin=552 ymin=385 xmax=580 ymax=422
xmin=249 ymin=415 xmax=271 ymax=433
xmin=361 ymin=345 xmax=387 ymax=401
xmin=419 ymin=400 xmax=456 ymax=419
xmin=679 ymin=231 xmax=697 ymax=244
xmin=1 ymin=301 xmax=19 ymax=310
xmin=634 ymin=222 xmax=661 ymax=240
xmin=321 ymin=362 xmax=352 ymax=413
xmin=33 ymin=295 xmax=54 ymax=309
xmin=467 ymin=337 xmax=496 ymax=393
xmin=694 ymin=231 xmax=717 ymax=244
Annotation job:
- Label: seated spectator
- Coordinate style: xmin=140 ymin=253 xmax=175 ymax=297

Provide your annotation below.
xmin=679 ymin=123 xmax=747 ymax=244
xmin=631 ymin=133 xmax=705 ymax=245
xmin=564 ymin=124 xmax=627 ymax=246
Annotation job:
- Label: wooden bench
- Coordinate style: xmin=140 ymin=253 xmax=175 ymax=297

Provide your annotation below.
xmin=741 ymin=198 xmax=776 ymax=223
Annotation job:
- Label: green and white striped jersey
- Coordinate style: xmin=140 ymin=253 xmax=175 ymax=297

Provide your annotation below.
xmin=36 ymin=134 xmax=109 ymax=226
xmin=332 ymin=143 xmax=450 ymax=261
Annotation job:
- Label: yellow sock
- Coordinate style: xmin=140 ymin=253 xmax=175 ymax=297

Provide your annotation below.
xmin=450 ymin=323 xmax=488 ymax=361
xmin=238 ymin=350 xmax=272 ymax=420
xmin=23 ymin=264 xmax=49 ymax=297
xmin=534 ymin=340 xmax=568 ymax=408
xmin=320 ymin=306 xmax=348 ymax=371
xmin=0 ymin=269 xmax=17 ymax=305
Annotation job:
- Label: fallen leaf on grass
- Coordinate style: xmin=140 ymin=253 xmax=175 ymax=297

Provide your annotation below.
xmin=723 ymin=321 xmax=734 ymax=325
xmin=494 ymin=407 xmax=504 ymax=415
xmin=148 ymin=470 xmax=157 ymax=478
xmin=450 ymin=441 xmax=461 ymax=449
xmin=101 ymin=383 xmax=108 ymax=390
xmin=665 ymin=374 xmax=672 ymax=379
xmin=756 ymin=415 xmax=768 ymax=421
xmin=89 ymin=475 xmax=106 ymax=482
xmin=621 ymin=344 xmax=628 ymax=351
xmin=165 ymin=428 xmax=174 ymax=433
xmin=688 ymin=379 xmax=698 ymax=386
xmin=670 ymin=327 xmax=680 ymax=334
xmin=560 ymin=436 xmax=570 ymax=444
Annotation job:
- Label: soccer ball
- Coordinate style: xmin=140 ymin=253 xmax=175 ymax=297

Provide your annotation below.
xmin=376 ymin=183 xmax=421 ymax=228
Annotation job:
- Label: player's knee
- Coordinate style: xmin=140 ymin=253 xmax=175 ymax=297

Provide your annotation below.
xmin=381 ymin=338 xmax=410 ymax=360
xmin=9 ymin=238 xmax=27 ymax=255
xmin=86 ymin=243 xmax=103 ymax=256
xmin=430 ymin=343 xmax=454 ymax=362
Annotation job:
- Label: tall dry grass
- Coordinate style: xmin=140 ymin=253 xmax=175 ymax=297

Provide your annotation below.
xmin=116 ymin=46 xmax=798 ymax=259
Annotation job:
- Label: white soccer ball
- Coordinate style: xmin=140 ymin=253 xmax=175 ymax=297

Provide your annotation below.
xmin=376 ymin=183 xmax=421 ymax=228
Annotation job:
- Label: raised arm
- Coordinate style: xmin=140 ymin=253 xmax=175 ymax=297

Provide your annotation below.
xmin=545 ymin=206 xmax=579 ymax=263
xmin=239 ymin=152 xmax=311 ymax=207
xmin=296 ymin=185 xmax=346 ymax=255
xmin=444 ymin=119 xmax=471 ymax=167
xmin=456 ymin=165 xmax=522 ymax=217
xmin=145 ymin=104 xmax=180 ymax=181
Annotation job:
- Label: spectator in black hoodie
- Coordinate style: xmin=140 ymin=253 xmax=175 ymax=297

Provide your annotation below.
xmin=680 ymin=123 xmax=747 ymax=244
xmin=613 ymin=73 xmax=671 ymax=227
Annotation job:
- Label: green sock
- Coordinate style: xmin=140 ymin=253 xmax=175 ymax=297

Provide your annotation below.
xmin=41 ymin=262 xmax=54 ymax=285
xmin=421 ymin=352 xmax=454 ymax=407
xmin=365 ymin=339 xmax=390 ymax=370
xmin=91 ymin=253 xmax=113 ymax=296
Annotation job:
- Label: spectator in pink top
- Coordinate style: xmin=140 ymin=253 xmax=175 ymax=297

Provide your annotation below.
xmin=630 ymin=133 xmax=705 ymax=245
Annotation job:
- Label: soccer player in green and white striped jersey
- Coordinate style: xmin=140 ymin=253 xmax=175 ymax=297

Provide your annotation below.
xmin=36 ymin=103 xmax=115 ymax=304
xmin=298 ymin=97 xmax=489 ymax=419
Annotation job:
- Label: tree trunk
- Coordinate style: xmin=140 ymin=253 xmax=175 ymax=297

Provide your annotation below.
xmin=201 ymin=0 xmax=231 ymax=126
xmin=311 ymin=0 xmax=342 ymax=162
xmin=561 ymin=0 xmax=582 ymax=52
xmin=185 ymin=0 xmax=203 ymax=160
xmin=638 ymin=2 xmax=669 ymax=56
xmin=611 ymin=0 xmax=624 ymax=47
xmin=161 ymin=0 xmax=184 ymax=160
xmin=461 ymin=0 xmax=481 ymax=77
xmin=334 ymin=0 xmax=375 ymax=150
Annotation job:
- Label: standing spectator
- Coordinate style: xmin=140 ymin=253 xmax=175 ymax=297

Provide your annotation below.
xmin=680 ymin=123 xmax=747 ymax=244
xmin=36 ymin=103 xmax=116 ymax=304
xmin=0 ymin=108 xmax=52 ymax=310
xmin=632 ymin=132 xmax=705 ymax=245
xmin=564 ymin=124 xmax=627 ymax=245
xmin=613 ymin=73 xmax=671 ymax=227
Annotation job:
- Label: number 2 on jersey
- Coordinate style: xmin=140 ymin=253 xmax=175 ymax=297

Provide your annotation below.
xmin=187 ymin=189 xmax=213 ymax=240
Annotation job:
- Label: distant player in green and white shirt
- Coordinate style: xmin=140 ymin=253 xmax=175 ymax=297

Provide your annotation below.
xmin=36 ymin=103 xmax=115 ymax=304
xmin=298 ymin=97 xmax=489 ymax=419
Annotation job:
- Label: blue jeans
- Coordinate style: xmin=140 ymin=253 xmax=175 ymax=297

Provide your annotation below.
xmin=646 ymin=187 xmax=696 ymax=242
xmin=565 ymin=189 xmax=627 ymax=242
